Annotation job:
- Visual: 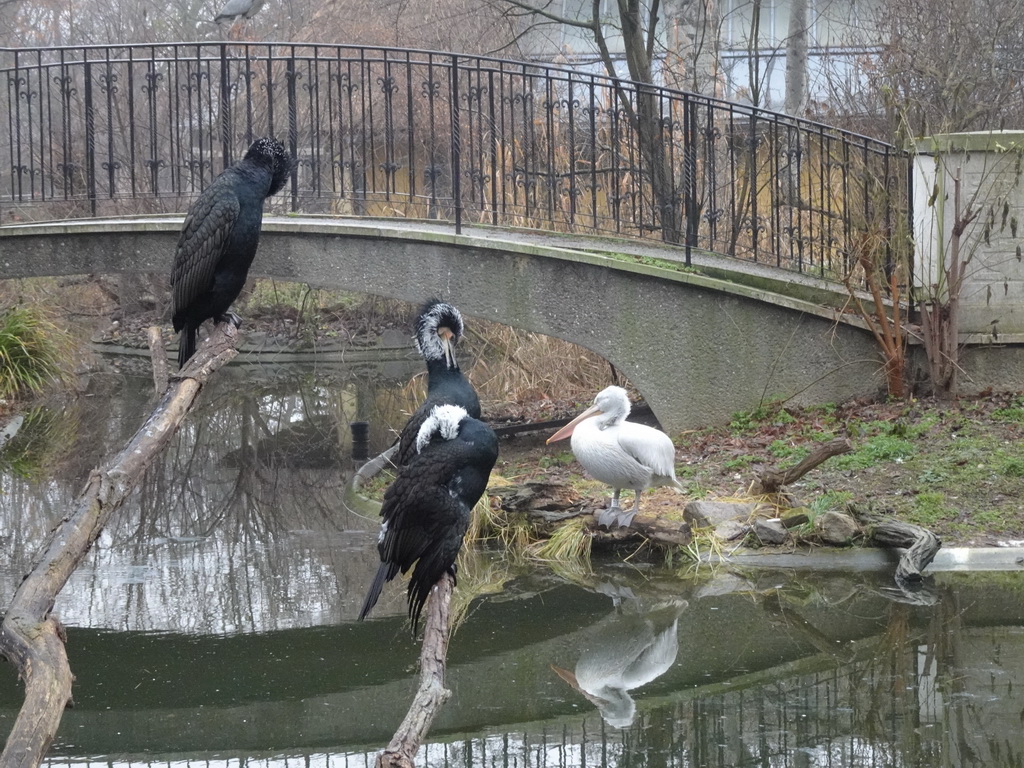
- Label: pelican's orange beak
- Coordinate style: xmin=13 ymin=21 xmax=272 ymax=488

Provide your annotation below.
xmin=546 ymin=403 xmax=604 ymax=444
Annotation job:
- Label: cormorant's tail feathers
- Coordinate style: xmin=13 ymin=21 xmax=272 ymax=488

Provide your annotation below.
xmin=177 ymin=327 xmax=197 ymax=369
xmin=407 ymin=564 xmax=458 ymax=633
xmin=358 ymin=562 xmax=399 ymax=621
xmin=407 ymin=577 xmax=432 ymax=633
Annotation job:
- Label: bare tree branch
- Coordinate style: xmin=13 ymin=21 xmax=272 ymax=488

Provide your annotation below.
xmin=493 ymin=0 xmax=598 ymax=31
xmin=375 ymin=574 xmax=455 ymax=768
xmin=0 ymin=322 xmax=240 ymax=767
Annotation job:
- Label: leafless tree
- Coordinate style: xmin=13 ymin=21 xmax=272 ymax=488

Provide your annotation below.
xmin=819 ymin=0 xmax=1024 ymax=140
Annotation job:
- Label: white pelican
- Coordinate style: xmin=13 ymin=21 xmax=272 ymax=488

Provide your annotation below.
xmin=547 ymin=386 xmax=682 ymax=528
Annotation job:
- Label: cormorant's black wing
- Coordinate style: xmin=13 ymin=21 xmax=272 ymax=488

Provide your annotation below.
xmin=376 ymin=454 xmax=465 ymax=568
xmin=171 ymin=185 xmax=241 ymax=318
xmin=360 ymin=428 xmax=493 ymax=627
xmin=394 ymin=401 xmax=431 ymax=467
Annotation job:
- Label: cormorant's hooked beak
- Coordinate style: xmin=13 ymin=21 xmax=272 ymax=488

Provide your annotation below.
xmin=546 ymin=403 xmax=604 ymax=444
xmin=438 ymin=326 xmax=457 ymax=370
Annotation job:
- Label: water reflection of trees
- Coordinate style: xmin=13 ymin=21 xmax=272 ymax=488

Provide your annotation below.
xmin=1 ymin=363 xmax=424 ymax=634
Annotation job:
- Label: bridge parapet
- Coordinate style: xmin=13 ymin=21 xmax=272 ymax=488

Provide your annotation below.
xmin=2 ymin=43 xmax=908 ymax=285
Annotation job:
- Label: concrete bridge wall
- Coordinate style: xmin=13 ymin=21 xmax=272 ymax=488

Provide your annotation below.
xmin=3 ymin=218 xmax=1020 ymax=432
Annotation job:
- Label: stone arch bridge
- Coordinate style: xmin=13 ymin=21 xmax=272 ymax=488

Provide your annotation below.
xmin=3 ymin=216 xmax=890 ymax=432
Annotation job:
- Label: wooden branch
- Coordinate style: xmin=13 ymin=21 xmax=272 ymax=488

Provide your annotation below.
xmin=352 ymin=444 xmax=399 ymax=491
xmin=493 ymin=0 xmax=599 ymax=29
xmin=751 ymin=438 xmax=853 ymax=495
xmin=0 ymin=321 xmax=240 ymax=768
xmin=146 ymin=325 xmax=169 ymax=395
xmin=849 ymin=505 xmax=941 ymax=583
xmin=489 ymin=482 xmax=691 ymax=546
xmin=376 ymin=574 xmax=455 ymax=768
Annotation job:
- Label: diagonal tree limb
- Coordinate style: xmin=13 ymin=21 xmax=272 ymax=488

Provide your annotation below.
xmin=0 ymin=322 xmax=240 ymax=768
xmin=375 ymin=573 xmax=455 ymax=768
xmin=751 ymin=438 xmax=853 ymax=495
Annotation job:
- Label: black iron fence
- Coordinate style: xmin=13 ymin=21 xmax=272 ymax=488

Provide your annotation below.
xmin=1 ymin=43 xmax=910 ymax=280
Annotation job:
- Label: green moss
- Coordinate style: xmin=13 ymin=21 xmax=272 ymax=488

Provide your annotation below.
xmin=992 ymin=397 xmax=1024 ymax=423
xmin=724 ymin=454 xmax=757 ymax=470
xmin=909 ymin=491 xmax=951 ymax=526
xmin=998 ymin=456 xmax=1024 ymax=477
xmin=768 ymin=439 xmax=810 ymax=460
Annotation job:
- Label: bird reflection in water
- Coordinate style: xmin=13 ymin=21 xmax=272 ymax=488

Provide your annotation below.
xmin=552 ymin=584 xmax=688 ymax=728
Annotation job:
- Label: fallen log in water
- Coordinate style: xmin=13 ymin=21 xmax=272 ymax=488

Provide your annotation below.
xmin=0 ymin=323 xmax=239 ymax=768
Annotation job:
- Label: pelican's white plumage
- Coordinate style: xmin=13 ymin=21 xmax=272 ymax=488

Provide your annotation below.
xmin=547 ymin=386 xmax=682 ymax=528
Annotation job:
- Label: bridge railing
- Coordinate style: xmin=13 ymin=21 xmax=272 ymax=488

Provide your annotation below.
xmin=1 ymin=43 xmax=910 ymax=281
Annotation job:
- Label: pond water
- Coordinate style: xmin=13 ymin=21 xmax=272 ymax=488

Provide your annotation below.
xmin=3 ymin=362 xmax=1024 ymax=767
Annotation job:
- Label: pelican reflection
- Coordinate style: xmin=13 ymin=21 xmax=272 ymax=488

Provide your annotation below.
xmin=553 ymin=586 xmax=687 ymax=728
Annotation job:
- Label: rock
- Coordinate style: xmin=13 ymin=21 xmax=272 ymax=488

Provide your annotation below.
xmin=714 ymin=519 xmax=748 ymax=541
xmin=813 ymin=510 xmax=860 ymax=546
xmin=684 ymin=500 xmax=756 ymax=528
xmin=752 ymin=518 xmax=789 ymax=545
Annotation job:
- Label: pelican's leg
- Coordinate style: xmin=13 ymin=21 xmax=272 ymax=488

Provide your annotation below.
xmin=595 ymin=489 xmax=624 ymax=528
xmin=597 ymin=489 xmax=641 ymax=529
xmin=610 ymin=490 xmax=641 ymax=529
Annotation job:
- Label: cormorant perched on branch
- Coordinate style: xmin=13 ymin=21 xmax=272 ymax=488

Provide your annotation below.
xmin=170 ymin=136 xmax=294 ymax=368
xmin=359 ymin=403 xmax=498 ymax=630
xmin=394 ymin=299 xmax=481 ymax=466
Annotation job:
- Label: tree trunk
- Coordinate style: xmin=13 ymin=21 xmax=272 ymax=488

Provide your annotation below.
xmin=784 ymin=0 xmax=808 ymax=117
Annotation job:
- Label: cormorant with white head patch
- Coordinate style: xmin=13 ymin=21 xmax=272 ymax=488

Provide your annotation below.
xmin=359 ymin=403 xmax=498 ymax=630
xmin=394 ymin=299 xmax=481 ymax=466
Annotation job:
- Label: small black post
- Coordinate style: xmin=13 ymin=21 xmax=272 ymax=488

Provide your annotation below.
xmin=350 ymin=421 xmax=370 ymax=462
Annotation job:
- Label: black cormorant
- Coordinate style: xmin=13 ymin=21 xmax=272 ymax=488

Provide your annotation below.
xmin=359 ymin=403 xmax=499 ymax=630
xmin=170 ymin=136 xmax=294 ymax=368
xmin=394 ymin=299 xmax=481 ymax=466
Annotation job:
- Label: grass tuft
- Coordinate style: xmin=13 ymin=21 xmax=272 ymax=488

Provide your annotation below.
xmin=527 ymin=517 xmax=591 ymax=564
xmin=0 ymin=305 xmax=75 ymax=401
